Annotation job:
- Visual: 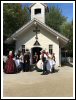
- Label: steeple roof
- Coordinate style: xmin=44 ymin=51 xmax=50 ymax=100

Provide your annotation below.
xmin=29 ymin=3 xmax=48 ymax=8
xmin=29 ymin=3 xmax=49 ymax=11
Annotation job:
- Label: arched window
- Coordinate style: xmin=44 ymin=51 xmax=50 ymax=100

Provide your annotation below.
xmin=34 ymin=8 xmax=41 ymax=14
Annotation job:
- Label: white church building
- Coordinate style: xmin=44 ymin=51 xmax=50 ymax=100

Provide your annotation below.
xmin=5 ymin=3 xmax=69 ymax=66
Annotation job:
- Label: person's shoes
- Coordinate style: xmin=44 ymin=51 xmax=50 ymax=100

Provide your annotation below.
xmin=41 ymin=73 xmax=45 ymax=75
xmin=45 ymin=72 xmax=49 ymax=75
xmin=41 ymin=72 xmax=48 ymax=75
xmin=50 ymin=71 xmax=53 ymax=74
xmin=23 ymin=70 xmax=25 ymax=72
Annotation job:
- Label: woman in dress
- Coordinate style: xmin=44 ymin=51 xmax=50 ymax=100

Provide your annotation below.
xmin=36 ymin=54 xmax=43 ymax=72
xmin=47 ymin=53 xmax=56 ymax=72
xmin=4 ymin=51 xmax=16 ymax=74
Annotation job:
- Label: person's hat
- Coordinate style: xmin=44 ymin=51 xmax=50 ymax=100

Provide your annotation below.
xmin=25 ymin=49 xmax=29 ymax=53
xmin=26 ymin=49 xmax=28 ymax=51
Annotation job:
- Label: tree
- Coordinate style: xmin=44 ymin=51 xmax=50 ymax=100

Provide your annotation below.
xmin=3 ymin=3 xmax=30 ymax=40
xmin=60 ymin=21 xmax=73 ymax=57
xmin=45 ymin=6 xmax=67 ymax=32
xmin=45 ymin=6 xmax=73 ymax=57
xmin=3 ymin=3 xmax=30 ymax=55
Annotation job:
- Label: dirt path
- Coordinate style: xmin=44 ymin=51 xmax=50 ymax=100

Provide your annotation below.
xmin=3 ymin=66 xmax=73 ymax=97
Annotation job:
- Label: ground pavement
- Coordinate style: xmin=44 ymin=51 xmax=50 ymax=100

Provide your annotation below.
xmin=3 ymin=66 xmax=73 ymax=97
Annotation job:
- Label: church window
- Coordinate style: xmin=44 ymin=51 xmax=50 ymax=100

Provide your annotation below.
xmin=22 ymin=45 xmax=25 ymax=53
xmin=49 ymin=45 xmax=53 ymax=54
xmin=34 ymin=8 xmax=41 ymax=14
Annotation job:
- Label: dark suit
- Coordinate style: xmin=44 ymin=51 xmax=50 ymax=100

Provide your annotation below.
xmin=42 ymin=56 xmax=47 ymax=74
xmin=24 ymin=54 xmax=30 ymax=72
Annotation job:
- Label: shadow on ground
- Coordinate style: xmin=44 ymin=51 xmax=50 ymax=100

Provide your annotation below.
xmin=30 ymin=64 xmax=60 ymax=74
xmin=54 ymin=69 xmax=60 ymax=72
xmin=49 ymin=69 xmax=60 ymax=74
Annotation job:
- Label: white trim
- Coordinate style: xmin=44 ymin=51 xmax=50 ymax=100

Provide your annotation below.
xmin=1 ymin=1 xmax=75 ymax=99
xmin=5 ymin=18 xmax=69 ymax=44
xmin=1 ymin=2 xmax=3 ymax=99
xmin=73 ymin=2 xmax=75 ymax=99
xmin=1 ymin=1 xmax=74 ymax=3
xmin=29 ymin=3 xmax=48 ymax=9
xmin=36 ymin=19 xmax=69 ymax=42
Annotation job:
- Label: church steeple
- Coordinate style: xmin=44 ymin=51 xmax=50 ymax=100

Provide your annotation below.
xmin=29 ymin=3 xmax=48 ymax=23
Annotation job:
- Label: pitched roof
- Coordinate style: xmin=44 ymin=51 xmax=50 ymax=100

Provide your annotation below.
xmin=29 ymin=3 xmax=49 ymax=12
xmin=5 ymin=18 xmax=69 ymax=47
xmin=29 ymin=3 xmax=48 ymax=9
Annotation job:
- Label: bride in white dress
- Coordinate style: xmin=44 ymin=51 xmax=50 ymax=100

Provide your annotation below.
xmin=47 ymin=54 xmax=56 ymax=72
xmin=36 ymin=54 xmax=43 ymax=71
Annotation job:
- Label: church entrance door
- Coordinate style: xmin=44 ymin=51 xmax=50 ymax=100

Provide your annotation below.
xmin=31 ymin=47 xmax=42 ymax=64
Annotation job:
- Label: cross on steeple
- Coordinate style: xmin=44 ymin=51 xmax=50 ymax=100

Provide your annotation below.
xmin=33 ymin=26 xmax=40 ymax=40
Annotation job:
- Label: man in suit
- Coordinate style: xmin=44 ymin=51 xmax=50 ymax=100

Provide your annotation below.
xmin=24 ymin=51 xmax=30 ymax=72
xmin=41 ymin=50 xmax=48 ymax=75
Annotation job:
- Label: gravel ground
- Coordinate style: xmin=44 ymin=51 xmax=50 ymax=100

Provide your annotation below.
xmin=3 ymin=66 xmax=73 ymax=97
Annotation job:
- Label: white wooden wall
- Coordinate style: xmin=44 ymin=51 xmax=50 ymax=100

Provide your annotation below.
xmin=15 ymin=26 xmax=60 ymax=66
xmin=31 ymin=3 xmax=45 ymax=23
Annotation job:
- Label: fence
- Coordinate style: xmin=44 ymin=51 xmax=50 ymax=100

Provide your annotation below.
xmin=61 ymin=57 xmax=73 ymax=63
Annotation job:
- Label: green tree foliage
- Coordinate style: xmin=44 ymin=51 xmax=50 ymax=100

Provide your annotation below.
xmin=46 ymin=6 xmax=73 ymax=57
xmin=45 ymin=6 xmax=67 ymax=32
xmin=60 ymin=21 xmax=73 ymax=56
xmin=3 ymin=3 xmax=30 ymax=39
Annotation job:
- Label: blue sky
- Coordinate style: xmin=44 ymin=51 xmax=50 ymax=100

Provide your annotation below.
xmin=21 ymin=3 xmax=73 ymax=22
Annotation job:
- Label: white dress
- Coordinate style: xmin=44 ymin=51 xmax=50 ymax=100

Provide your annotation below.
xmin=15 ymin=59 xmax=20 ymax=67
xmin=13 ymin=58 xmax=20 ymax=68
xmin=47 ymin=59 xmax=55 ymax=72
xmin=36 ymin=60 xmax=43 ymax=70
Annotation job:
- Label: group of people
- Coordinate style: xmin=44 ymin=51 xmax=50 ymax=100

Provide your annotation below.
xmin=4 ymin=50 xmax=31 ymax=74
xmin=36 ymin=50 xmax=56 ymax=75
xmin=3 ymin=49 xmax=56 ymax=75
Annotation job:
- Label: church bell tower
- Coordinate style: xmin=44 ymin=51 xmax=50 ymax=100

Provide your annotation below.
xmin=29 ymin=3 xmax=48 ymax=23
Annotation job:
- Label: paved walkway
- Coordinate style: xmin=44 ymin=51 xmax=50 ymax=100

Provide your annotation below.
xmin=3 ymin=66 xmax=73 ymax=97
